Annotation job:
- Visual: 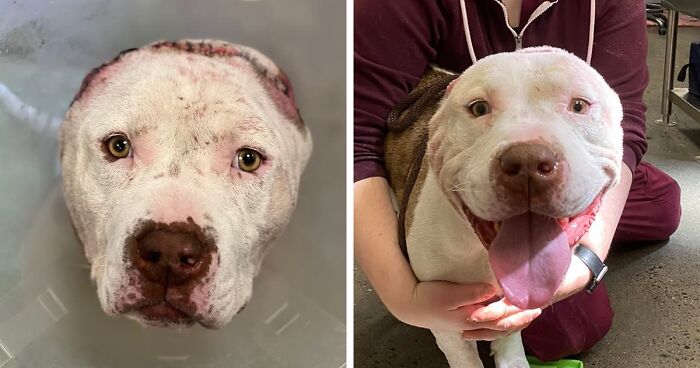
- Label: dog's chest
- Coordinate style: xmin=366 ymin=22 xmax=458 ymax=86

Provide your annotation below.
xmin=407 ymin=171 xmax=496 ymax=285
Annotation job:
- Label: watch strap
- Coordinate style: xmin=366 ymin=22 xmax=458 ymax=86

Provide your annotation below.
xmin=574 ymin=244 xmax=608 ymax=293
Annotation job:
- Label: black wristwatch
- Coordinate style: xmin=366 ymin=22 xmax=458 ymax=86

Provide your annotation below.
xmin=574 ymin=244 xmax=608 ymax=293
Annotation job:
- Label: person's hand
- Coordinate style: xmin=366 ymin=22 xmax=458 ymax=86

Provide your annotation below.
xmin=460 ymin=298 xmax=542 ymax=341
xmin=458 ymin=252 xmax=595 ymax=341
xmin=391 ymin=280 xmax=497 ymax=331
xmin=552 ymin=253 xmax=593 ymax=302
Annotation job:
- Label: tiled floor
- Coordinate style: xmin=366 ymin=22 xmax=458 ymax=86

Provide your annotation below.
xmin=354 ymin=27 xmax=700 ymax=368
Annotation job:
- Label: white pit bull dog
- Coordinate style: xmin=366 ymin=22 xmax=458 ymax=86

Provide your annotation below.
xmin=3 ymin=39 xmax=312 ymax=328
xmin=384 ymin=47 xmax=623 ymax=367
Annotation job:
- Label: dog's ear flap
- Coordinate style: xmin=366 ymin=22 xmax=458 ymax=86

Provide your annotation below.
xmin=255 ymin=64 xmax=311 ymax=172
xmin=260 ymin=66 xmax=305 ymax=130
xmin=231 ymin=45 xmax=305 ymax=132
xmin=446 ymin=78 xmax=458 ymax=96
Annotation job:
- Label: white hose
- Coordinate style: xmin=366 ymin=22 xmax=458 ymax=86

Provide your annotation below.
xmin=0 ymin=82 xmax=63 ymax=135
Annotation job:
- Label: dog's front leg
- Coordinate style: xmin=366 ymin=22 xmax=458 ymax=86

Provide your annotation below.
xmin=491 ymin=332 xmax=529 ymax=368
xmin=432 ymin=330 xmax=484 ymax=368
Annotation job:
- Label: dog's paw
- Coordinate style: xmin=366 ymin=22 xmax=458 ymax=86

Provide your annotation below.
xmin=494 ymin=357 xmax=529 ymax=368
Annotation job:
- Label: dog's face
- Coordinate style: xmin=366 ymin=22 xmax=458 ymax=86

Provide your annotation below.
xmin=428 ymin=47 xmax=623 ymax=309
xmin=59 ymin=40 xmax=311 ymax=328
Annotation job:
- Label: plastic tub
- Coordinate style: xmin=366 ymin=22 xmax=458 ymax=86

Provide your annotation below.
xmin=0 ymin=1 xmax=345 ymax=367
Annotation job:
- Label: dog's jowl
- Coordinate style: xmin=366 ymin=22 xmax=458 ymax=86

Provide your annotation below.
xmin=60 ymin=39 xmax=312 ymax=328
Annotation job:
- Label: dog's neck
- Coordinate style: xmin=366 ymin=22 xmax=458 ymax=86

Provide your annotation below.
xmin=407 ymin=166 xmax=496 ymax=285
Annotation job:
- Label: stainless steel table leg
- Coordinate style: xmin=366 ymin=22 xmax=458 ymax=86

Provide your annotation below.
xmin=657 ymin=9 xmax=679 ymax=127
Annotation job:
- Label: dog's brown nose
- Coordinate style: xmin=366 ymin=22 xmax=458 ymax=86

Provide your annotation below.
xmin=132 ymin=229 xmax=209 ymax=285
xmin=495 ymin=143 xmax=562 ymax=193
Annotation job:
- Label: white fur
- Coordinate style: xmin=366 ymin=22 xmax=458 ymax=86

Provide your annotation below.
xmin=59 ymin=40 xmax=311 ymax=328
xmin=408 ymin=47 xmax=623 ymax=367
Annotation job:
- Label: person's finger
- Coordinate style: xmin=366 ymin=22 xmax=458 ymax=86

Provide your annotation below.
xmin=447 ymin=304 xmax=488 ymax=329
xmin=468 ymin=298 xmax=522 ymax=322
xmin=451 ymin=304 xmax=486 ymax=320
xmin=450 ymin=284 xmax=496 ymax=309
xmin=421 ymin=281 xmax=495 ymax=310
xmin=461 ymin=328 xmax=511 ymax=341
xmin=463 ymin=308 xmax=542 ymax=331
xmin=468 ymin=308 xmax=542 ymax=331
xmin=492 ymin=308 xmax=541 ymax=331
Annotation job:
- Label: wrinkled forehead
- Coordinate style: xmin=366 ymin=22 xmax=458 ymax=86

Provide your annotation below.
xmin=68 ymin=40 xmax=299 ymax=140
xmin=452 ymin=49 xmax=609 ymax=101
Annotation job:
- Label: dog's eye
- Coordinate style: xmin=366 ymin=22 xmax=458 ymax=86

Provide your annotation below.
xmin=237 ymin=148 xmax=262 ymax=172
xmin=569 ymin=98 xmax=591 ymax=114
xmin=105 ymin=134 xmax=131 ymax=159
xmin=467 ymin=100 xmax=491 ymax=117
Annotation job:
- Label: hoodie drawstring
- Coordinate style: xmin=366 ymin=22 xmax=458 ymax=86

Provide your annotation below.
xmin=586 ymin=0 xmax=596 ymax=65
xmin=459 ymin=0 xmax=478 ymax=64
xmin=459 ymin=0 xmax=595 ymax=66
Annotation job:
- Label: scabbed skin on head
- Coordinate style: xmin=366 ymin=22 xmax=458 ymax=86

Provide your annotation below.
xmin=427 ymin=46 xmax=623 ymax=309
xmin=59 ymin=39 xmax=312 ymax=328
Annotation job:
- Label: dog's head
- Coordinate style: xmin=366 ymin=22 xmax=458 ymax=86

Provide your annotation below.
xmin=59 ymin=40 xmax=312 ymax=328
xmin=428 ymin=47 xmax=623 ymax=309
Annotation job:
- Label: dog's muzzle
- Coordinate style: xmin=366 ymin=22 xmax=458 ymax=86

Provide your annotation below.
xmin=491 ymin=141 xmax=566 ymax=215
xmin=122 ymin=218 xmax=217 ymax=326
xmin=131 ymin=225 xmax=210 ymax=285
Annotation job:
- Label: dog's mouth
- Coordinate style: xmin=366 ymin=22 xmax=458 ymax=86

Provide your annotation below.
xmin=463 ymin=192 xmax=603 ymax=309
xmin=119 ymin=294 xmax=206 ymax=328
xmin=138 ymin=301 xmax=194 ymax=327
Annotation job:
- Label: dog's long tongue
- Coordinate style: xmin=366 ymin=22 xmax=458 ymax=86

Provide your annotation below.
xmin=489 ymin=212 xmax=570 ymax=310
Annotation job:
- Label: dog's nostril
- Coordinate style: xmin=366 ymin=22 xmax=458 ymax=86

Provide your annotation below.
xmin=537 ymin=161 xmax=555 ymax=174
xmin=497 ymin=143 xmax=561 ymax=184
xmin=500 ymin=156 xmax=522 ymax=176
xmin=131 ymin=227 xmax=210 ymax=285
xmin=141 ymin=250 xmax=161 ymax=263
xmin=180 ymin=255 xmax=198 ymax=266
xmin=501 ymin=162 xmax=521 ymax=176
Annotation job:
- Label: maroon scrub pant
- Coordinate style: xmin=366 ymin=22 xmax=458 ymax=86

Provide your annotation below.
xmin=521 ymin=162 xmax=682 ymax=362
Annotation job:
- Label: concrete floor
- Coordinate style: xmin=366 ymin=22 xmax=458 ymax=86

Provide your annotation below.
xmin=354 ymin=28 xmax=700 ymax=367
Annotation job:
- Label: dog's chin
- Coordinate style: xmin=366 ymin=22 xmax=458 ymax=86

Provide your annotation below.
xmin=120 ymin=303 xmax=224 ymax=329
xmin=462 ymin=191 xmax=605 ymax=250
xmin=122 ymin=303 xmax=196 ymax=329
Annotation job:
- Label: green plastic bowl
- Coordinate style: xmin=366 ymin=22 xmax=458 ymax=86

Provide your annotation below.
xmin=527 ymin=356 xmax=584 ymax=368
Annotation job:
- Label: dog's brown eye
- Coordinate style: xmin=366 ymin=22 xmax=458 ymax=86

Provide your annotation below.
xmin=468 ymin=100 xmax=491 ymax=117
xmin=569 ymin=98 xmax=591 ymax=114
xmin=237 ymin=148 xmax=262 ymax=172
xmin=106 ymin=134 xmax=131 ymax=159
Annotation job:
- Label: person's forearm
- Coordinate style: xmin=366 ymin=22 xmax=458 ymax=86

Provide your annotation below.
xmin=354 ymin=177 xmax=418 ymax=318
xmin=555 ymin=163 xmax=633 ymax=301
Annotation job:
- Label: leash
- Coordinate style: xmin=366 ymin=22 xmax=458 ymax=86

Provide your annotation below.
xmin=386 ymin=72 xmax=458 ymax=259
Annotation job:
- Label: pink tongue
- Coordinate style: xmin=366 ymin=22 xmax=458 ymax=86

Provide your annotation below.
xmin=489 ymin=212 xmax=571 ymax=310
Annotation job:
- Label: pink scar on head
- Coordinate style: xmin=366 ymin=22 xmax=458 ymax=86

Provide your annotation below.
xmin=70 ymin=47 xmax=138 ymax=104
xmin=70 ymin=40 xmax=305 ymax=130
